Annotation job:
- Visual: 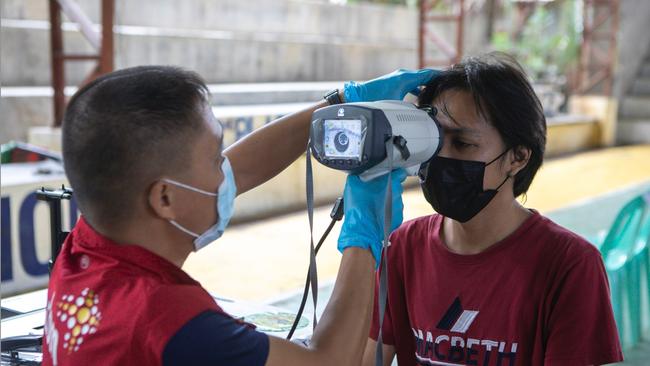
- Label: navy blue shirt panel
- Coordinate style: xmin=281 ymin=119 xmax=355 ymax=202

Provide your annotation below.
xmin=163 ymin=310 xmax=270 ymax=366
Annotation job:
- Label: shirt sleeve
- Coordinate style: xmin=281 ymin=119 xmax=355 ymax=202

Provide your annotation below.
xmin=162 ymin=310 xmax=270 ymax=366
xmin=544 ymin=248 xmax=624 ymax=365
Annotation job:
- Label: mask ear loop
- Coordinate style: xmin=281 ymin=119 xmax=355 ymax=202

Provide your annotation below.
xmin=493 ymin=173 xmax=511 ymax=191
xmin=487 ymin=148 xmax=512 ymax=191
xmin=485 ymin=148 xmax=510 ymax=167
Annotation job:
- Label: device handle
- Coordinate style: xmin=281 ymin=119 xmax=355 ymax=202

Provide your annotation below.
xmin=358 ymin=164 xmax=419 ymax=182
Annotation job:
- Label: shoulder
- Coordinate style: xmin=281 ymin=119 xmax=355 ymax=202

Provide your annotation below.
xmin=141 ymin=283 xmax=219 ymax=318
xmin=529 ymin=213 xmax=602 ymax=266
xmin=520 ymin=212 xmax=606 ymax=291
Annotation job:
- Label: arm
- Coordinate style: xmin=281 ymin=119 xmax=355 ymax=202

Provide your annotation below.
xmin=265 ymin=247 xmax=375 ymax=366
xmin=268 ymin=169 xmax=405 ymax=365
xmin=543 ymin=248 xmax=623 ymax=365
xmin=267 ymin=169 xmax=407 ymax=365
xmin=224 ymin=69 xmax=438 ymax=195
xmin=164 ymin=171 xmax=406 ymax=365
xmin=224 ymin=97 xmax=332 ymax=195
xmin=361 ymin=339 xmax=396 ymax=366
xmin=164 ymin=248 xmax=375 ymax=366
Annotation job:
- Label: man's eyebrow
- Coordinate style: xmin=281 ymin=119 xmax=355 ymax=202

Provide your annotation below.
xmin=437 ymin=102 xmax=482 ymax=137
xmin=443 ymin=126 xmax=482 ymax=137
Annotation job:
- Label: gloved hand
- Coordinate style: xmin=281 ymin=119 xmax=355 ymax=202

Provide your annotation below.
xmin=343 ymin=68 xmax=440 ymax=103
xmin=337 ymin=169 xmax=408 ymax=267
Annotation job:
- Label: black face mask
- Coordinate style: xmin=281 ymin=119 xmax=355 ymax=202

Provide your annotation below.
xmin=418 ymin=151 xmax=510 ymax=223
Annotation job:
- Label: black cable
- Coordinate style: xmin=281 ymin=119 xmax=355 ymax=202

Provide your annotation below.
xmin=287 ymin=197 xmax=344 ymax=340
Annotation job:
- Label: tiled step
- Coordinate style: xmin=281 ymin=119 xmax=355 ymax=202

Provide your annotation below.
xmin=630 ymin=77 xmax=650 ymax=95
xmin=0 ymin=18 xmax=416 ymax=87
xmin=641 ymin=63 xmax=650 ymax=78
xmin=619 ymin=96 xmax=650 ymax=119
xmin=617 ymin=118 xmax=650 ymax=144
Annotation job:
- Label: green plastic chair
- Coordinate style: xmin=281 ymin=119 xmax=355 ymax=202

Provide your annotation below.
xmin=624 ymin=195 xmax=650 ymax=344
xmin=601 ymin=192 xmax=650 ymax=349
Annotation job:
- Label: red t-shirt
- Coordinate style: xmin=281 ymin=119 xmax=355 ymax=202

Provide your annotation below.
xmin=370 ymin=211 xmax=623 ymax=366
xmin=42 ymin=217 xmax=231 ymax=366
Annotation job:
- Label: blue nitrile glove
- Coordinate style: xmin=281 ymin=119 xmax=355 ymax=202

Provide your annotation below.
xmin=343 ymin=68 xmax=440 ymax=102
xmin=337 ymin=169 xmax=408 ymax=267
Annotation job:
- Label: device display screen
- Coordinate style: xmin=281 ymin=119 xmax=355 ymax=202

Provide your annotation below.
xmin=323 ymin=119 xmax=363 ymax=159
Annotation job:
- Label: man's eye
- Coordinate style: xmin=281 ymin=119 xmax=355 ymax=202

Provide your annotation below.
xmin=453 ymin=140 xmax=474 ymax=149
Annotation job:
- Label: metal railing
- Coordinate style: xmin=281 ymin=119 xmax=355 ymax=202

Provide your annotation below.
xmin=578 ymin=0 xmax=619 ymax=96
xmin=49 ymin=0 xmax=115 ymax=126
xmin=418 ymin=0 xmax=465 ymax=68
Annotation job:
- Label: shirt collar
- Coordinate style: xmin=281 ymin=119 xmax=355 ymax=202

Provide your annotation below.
xmin=71 ymin=216 xmax=199 ymax=285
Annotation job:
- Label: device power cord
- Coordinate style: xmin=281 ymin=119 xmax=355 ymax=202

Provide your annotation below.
xmin=286 ymin=197 xmax=344 ymax=340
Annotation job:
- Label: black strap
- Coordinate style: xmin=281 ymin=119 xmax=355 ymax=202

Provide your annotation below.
xmin=286 ymin=217 xmax=336 ymax=339
xmin=375 ymin=139 xmax=395 ymax=366
xmin=305 ymin=147 xmax=319 ymax=333
xmin=288 ymin=147 xmax=346 ymax=340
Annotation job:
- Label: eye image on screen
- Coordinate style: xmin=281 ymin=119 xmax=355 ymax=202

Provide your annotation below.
xmin=323 ymin=119 xmax=362 ymax=159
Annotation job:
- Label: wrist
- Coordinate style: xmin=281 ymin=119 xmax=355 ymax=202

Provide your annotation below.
xmin=340 ymin=246 xmax=374 ymax=263
xmin=338 ymin=239 xmax=382 ymax=268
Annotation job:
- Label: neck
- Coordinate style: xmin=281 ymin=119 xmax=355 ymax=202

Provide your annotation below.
xmin=92 ymin=217 xmax=191 ymax=268
xmin=442 ymin=191 xmax=531 ymax=255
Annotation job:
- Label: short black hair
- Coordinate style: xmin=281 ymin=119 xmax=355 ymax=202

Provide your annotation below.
xmin=62 ymin=65 xmax=209 ymax=225
xmin=419 ymin=52 xmax=547 ymax=197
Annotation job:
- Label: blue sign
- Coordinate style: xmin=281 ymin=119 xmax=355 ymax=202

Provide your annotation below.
xmin=1 ymin=193 xmax=78 ymax=283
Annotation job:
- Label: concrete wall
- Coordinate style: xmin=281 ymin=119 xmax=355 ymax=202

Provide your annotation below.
xmin=0 ymin=0 xmax=496 ymax=144
xmin=2 ymin=94 xmax=54 ymax=143
xmin=1 ymin=0 xmax=419 ymax=86
xmin=1 ymin=0 xmax=495 ymax=87
xmin=613 ymin=0 xmax=650 ymax=99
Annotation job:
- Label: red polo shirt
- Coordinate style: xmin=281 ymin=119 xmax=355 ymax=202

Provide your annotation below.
xmin=42 ymin=217 xmax=233 ymax=365
xmin=370 ymin=212 xmax=623 ymax=366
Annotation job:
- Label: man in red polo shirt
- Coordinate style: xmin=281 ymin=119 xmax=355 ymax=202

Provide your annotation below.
xmin=42 ymin=65 xmax=434 ymax=365
xmin=361 ymin=53 xmax=623 ymax=365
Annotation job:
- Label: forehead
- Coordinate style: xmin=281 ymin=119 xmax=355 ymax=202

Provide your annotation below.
xmin=201 ymin=105 xmax=223 ymax=137
xmin=432 ymin=89 xmax=491 ymax=134
xmin=190 ymin=105 xmax=223 ymax=155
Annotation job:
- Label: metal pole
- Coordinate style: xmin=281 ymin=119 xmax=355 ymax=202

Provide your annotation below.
xmin=456 ymin=0 xmax=464 ymax=64
xmin=579 ymin=0 xmax=590 ymax=94
xmin=605 ymin=0 xmax=619 ymax=96
xmin=100 ymin=0 xmax=115 ymax=74
xmin=37 ymin=187 xmax=73 ymax=274
xmin=47 ymin=197 xmax=63 ymax=273
xmin=418 ymin=0 xmax=426 ymax=69
xmin=49 ymin=0 xmax=65 ymax=127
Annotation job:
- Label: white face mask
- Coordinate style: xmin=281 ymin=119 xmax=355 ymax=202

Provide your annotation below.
xmin=162 ymin=157 xmax=237 ymax=251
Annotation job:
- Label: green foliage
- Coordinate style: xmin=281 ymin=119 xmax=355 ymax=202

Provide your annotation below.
xmin=492 ymin=1 xmax=581 ymax=82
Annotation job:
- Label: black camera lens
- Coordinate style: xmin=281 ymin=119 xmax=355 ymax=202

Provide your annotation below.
xmin=334 ymin=131 xmax=349 ymax=153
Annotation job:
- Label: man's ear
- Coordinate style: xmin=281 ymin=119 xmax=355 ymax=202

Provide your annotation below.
xmin=148 ymin=180 xmax=176 ymax=220
xmin=509 ymin=146 xmax=531 ymax=176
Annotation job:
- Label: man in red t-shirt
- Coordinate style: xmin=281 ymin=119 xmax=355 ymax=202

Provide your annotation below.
xmin=42 ymin=65 xmax=435 ymax=365
xmin=361 ymin=53 xmax=623 ymax=366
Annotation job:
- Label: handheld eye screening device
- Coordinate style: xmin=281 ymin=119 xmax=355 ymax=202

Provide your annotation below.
xmin=299 ymin=101 xmax=444 ymax=366
xmin=309 ymin=100 xmax=443 ymax=181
